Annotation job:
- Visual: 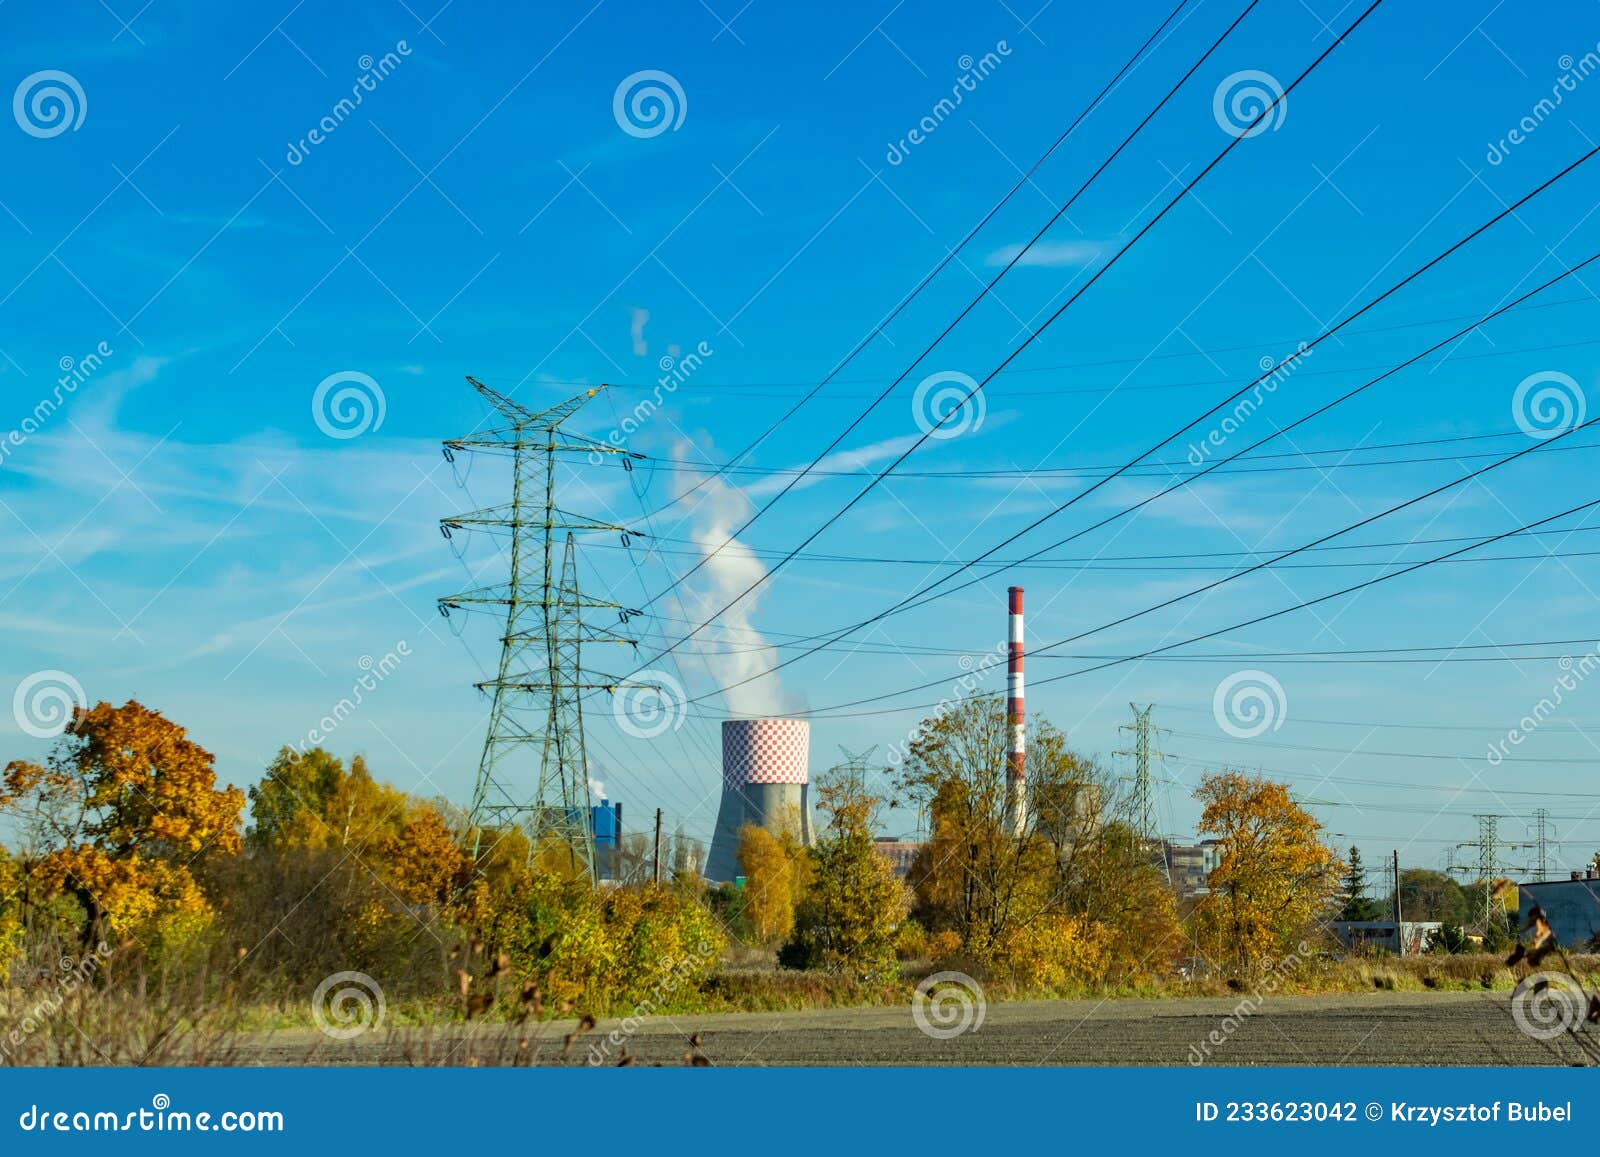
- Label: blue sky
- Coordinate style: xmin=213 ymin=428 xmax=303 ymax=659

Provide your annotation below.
xmin=5 ymin=0 xmax=1600 ymax=880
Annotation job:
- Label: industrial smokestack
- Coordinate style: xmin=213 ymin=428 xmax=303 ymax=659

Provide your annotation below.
xmin=1007 ymin=585 xmax=1025 ymax=837
xmin=705 ymin=719 xmax=813 ymax=882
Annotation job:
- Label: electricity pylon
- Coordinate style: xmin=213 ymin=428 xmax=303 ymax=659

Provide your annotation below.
xmin=1115 ymin=703 xmax=1170 ymax=886
xmin=1533 ymin=807 xmax=1552 ymax=881
xmin=439 ymin=379 xmax=645 ymax=879
xmin=832 ymin=745 xmax=879 ymax=790
xmin=1452 ymin=814 xmax=1525 ymax=932
xmin=1115 ymin=703 xmax=1164 ymax=844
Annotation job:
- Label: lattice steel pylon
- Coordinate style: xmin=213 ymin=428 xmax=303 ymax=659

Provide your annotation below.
xmin=1115 ymin=703 xmax=1164 ymax=844
xmin=1454 ymin=814 xmax=1504 ymax=932
xmin=1534 ymin=807 xmax=1552 ymax=881
xmin=831 ymin=745 xmax=879 ymax=791
xmin=438 ymin=379 xmax=645 ymax=879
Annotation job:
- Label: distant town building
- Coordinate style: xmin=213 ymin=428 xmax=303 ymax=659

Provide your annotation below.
xmin=1162 ymin=839 xmax=1223 ymax=900
xmin=874 ymin=837 xmax=921 ymax=879
xmin=1519 ymin=870 xmax=1600 ymax=950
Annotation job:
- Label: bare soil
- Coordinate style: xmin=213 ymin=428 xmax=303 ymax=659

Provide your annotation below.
xmin=232 ymin=990 xmax=1586 ymax=1066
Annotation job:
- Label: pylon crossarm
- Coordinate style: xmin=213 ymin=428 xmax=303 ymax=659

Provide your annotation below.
xmin=550 ymin=506 xmax=644 ymax=535
xmin=511 ymin=381 xmax=607 ymax=429
xmin=464 ymin=375 xmax=538 ymax=424
xmin=444 ymin=436 xmax=626 ymax=455
xmin=441 ymin=508 xmax=641 ymax=535
xmin=558 ymin=432 xmax=636 ymax=455
xmin=479 ymin=680 xmax=633 ymax=692
xmin=437 ymin=584 xmax=516 ymax=607
xmin=583 ymin=624 xmax=645 ymax=647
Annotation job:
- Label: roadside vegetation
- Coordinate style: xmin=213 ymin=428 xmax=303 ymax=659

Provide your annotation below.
xmin=0 ymin=694 xmax=1567 ymax=1064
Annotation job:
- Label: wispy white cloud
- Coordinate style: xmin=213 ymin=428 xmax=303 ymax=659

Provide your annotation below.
xmin=985 ymin=240 xmax=1107 ymax=268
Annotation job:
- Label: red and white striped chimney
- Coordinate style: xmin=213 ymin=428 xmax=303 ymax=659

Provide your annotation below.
xmin=1007 ymin=585 xmax=1025 ymax=836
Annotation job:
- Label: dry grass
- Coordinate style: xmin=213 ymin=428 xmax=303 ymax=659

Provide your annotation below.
xmin=10 ymin=945 xmax=1598 ymax=1065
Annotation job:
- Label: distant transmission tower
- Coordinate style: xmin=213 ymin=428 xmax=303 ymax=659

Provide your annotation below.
xmin=1115 ymin=703 xmax=1165 ymax=843
xmin=832 ymin=745 xmax=879 ymax=790
xmin=1534 ymin=807 xmax=1552 ymax=881
xmin=439 ymin=380 xmax=644 ymax=878
xmin=1455 ymin=814 xmax=1504 ymax=932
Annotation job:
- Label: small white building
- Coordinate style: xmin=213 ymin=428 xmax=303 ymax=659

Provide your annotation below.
xmin=1330 ymin=920 xmax=1441 ymax=955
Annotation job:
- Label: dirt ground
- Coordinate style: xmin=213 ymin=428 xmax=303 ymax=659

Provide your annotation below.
xmin=235 ymin=990 xmax=1590 ymax=1066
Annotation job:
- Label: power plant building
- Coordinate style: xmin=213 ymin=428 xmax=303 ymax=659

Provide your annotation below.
xmin=705 ymin=719 xmax=813 ymax=882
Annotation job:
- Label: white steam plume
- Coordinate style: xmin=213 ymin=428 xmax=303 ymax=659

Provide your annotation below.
xmin=671 ymin=441 xmax=794 ymax=719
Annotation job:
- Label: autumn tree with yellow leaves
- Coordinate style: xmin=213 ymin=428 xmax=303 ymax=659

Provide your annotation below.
xmin=0 ymin=700 xmax=245 ymax=956
xmin=736 ymin=823 xmax=807 ymax=945
xmin=896 ymin=694 xmax=1182 ymax=984
xmin=1191 ymin=772 xmax=1343 ymax=971
xmin=219 ymin=747 xmax=471 ymax=983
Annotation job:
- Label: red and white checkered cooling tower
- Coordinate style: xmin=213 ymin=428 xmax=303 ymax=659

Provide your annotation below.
xmin=720 ymin=718 xmax=809 ymax=786
xmin=705 ymin=719 xmax=813 ymax=881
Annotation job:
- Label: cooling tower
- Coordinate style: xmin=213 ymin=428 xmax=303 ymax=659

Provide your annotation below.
xmin=704 ymin=719 xmax=812 ymax=882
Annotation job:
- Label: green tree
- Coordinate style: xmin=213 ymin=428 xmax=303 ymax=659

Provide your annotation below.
xmin=783 ymin=774 xmax=905 ymax=976
xmin=246 ymin=747 xmax=344 ymax=850
xmin=247 ymin=748 xmax=404 ymax=851
xmin=1426 ymin=922 xmax=1472 ymax=954
xmin=1339 ymin=846 xmax=1383 ymax=921
xmin=1394 ymin=868 xmax=1469 ymax=925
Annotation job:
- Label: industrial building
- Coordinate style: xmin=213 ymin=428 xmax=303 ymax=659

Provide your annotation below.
xmin=1518 ymin=870 xmax=1600 ymax=950
xmin=1162 ymin=839 xmax=1222 ymax=901
xmin=705 ymin=719 xmax=813 ymax=882
xmin=873 ymin=837 xmax=922 ymax=878
xmin=592 ymin=799 xmax=622 ymax=880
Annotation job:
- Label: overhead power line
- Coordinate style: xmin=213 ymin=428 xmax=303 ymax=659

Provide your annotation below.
xmin=721 ymin=489 xmax=1600 ymax=721
xmin=636 ymin=426 xmax=1599 ymax=481
xmin=632 ymin=0 xmax=1378 ymax=677
xmin=611 ymin=321 xmax=1600 ymax=399
xmin=646 ymin=0 xmax=1199 ymax=523
xmin=673 ymin=174 xmax=1600 ymax=708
